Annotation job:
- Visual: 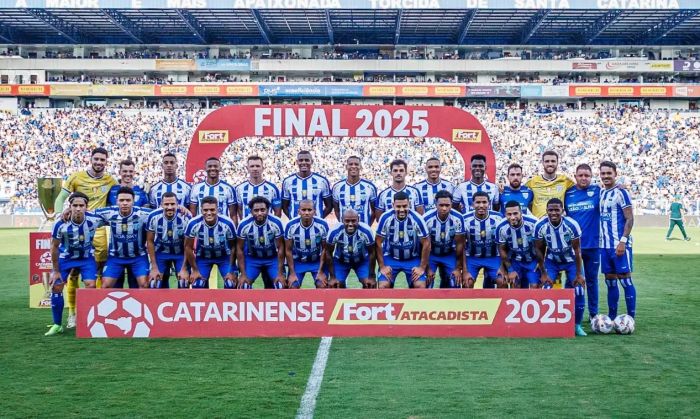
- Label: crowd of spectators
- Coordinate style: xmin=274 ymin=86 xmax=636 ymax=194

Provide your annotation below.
xmin=0 ymin=105 xmax=698 ymax=216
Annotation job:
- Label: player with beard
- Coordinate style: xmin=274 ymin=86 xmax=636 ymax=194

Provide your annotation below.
xmin=414 ymin=157 xmax=455 ymax=212
xmin=235 ymin=155 xmax=281 ymax=219
xmin=423 ymin=190 xmax=465 ymax=288
xmin=526 ymin=150 xmax=574 ymax=218
xmin=375 ymin=159 xmax=424 ymax=218
xmin=462 ymin=192 xmax=504 ymax=288
xmin=499 ymin=163 xmax=533 ymax=216
xmin=146 ymin=192 xmax=191 ymax=289
xmin=496 ymin=201 xmax=541 ymax=289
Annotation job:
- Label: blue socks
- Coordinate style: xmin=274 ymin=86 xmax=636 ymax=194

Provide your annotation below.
xmin=574 ymin=284 xmax=585 ymax=325
xmin=177 ymin=279 xmax=189 ymax=289
xmin=620 ymin=277 xmax=636 ymax=318
xmin=51 ymin=292 xmax=64 ymax=325
xmin=606 ymin=279 xmax=620 ymax=319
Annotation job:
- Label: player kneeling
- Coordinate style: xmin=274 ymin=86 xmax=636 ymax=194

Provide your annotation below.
xmin=376 ymin=192 xmax=431 ymax=289
xmin=236 ymin=196 xmax=286 ymax=289
xmin=184 ymin=196 xmax=238 ymax=289
xmin=496 ymin=201 xmax=542 ymax=289
xmin=534 ymin=198 xmax=587 ymax=336
xmin=285 ymin=200 xmax=330 ymax=289
xmin=146 ymin=192 xmax=191 ymax=289
xmin=325 ymin=209 xmax=376 ymax=288
xmin=45 ymin=193 xmax=104 ymax=336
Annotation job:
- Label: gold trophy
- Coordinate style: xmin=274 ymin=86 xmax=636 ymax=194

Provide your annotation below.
xmin=37 ymin=177 xmax=63 ymax=232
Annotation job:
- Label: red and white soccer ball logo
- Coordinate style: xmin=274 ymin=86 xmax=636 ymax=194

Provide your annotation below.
xmin=193 ymin=169 xmax=207 ymax=183
xmin=87 ymin=292 xmax=154 ymax=338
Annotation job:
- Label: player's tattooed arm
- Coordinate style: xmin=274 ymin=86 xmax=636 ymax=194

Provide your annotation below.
xmin=146 ymin=231 xmax=161 ymax=283
xmin=499 ymin=243 xmax=517 ymax=287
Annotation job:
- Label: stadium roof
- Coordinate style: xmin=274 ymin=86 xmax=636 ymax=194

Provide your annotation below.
xmin=0 ymin=7 xmax=699 ymax=45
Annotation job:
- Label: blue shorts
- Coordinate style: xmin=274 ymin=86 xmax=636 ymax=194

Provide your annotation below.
xmin=244 ymin=257 xmax=279 ymax=282
xmin=58 ymin=258 xmax=97 ymax=283
xmin=103 ymin=255 xmax=149 ymax=279
xmin=511 ymin=259 xmax=540 ymax=287
xmin=290 ymin=260 xmax=324 ymax=287
xmin=196 ymin=256 xmax=232 ymax=281
xmin=467 ymin=256 xmax=501 ymax=281
xmin=333 ymin=260 xmax=370 ymax=282
xmin=544 ymin=259 xmax=578 ymax=286
xmin=601 ymin=247 xmax=633 ymax=275
xmin=155 ymin=253 xmax=185 ymax=277
xmin=429 ymin=253 xmax=459 ymax=288
xmin=378 ymin=257 xmax=426 ymax=287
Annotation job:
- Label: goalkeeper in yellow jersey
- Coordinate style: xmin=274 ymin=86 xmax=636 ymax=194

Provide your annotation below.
xmin=54 ymin=147 xmax=117 ymax=329
xmin=525 ymin=150 xmax=574 ymax=218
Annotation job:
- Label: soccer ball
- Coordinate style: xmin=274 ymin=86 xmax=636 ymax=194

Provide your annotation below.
xmin=87 ymin=292 xmax=154 ymax=338
xmin=613 ymin=314 xmax=636 ymax=335
xmin=590 ymin=314 xmax=614 ymax=334
xmin=193 ymin=169 xmax=207 ymax=183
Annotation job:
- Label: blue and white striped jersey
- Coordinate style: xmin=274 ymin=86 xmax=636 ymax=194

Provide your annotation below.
xmin=95 ymin=206 xmax=152 ymax=258
xmin=413 ymin=179 xmax=455 ymax=212
xmin=423 ymin=208 xmax=465 ymax=256
xmin=281 ymin=173 xmax=331 ymax=216
xmin=284 ymin=216 xmax=329 ymax=263
xmin=235 ymin=180 xmax=282 ymax=218
xmin=376 ymin=185 xmax=424 ymax=212
xmin=326 ymin=222 xmax=375 ymax=265
xmin=145 ymin=209 xmax=190 ymax=255
xmin=454 ymin=180 xmax=500 ymax=213
xmin=534 ymin=216 xmax=582 ymax=264
xmin=236 ymin=214 xmax=285 ymax=259
xmin=52 ymin=214 xmax=105 ymax=260
xmin=376 ymin=209 xmax=429 ymax=261
xmin=600 ymin=186 xmax=633 ymax=249
xmin=495 ymin=215 xmax=539 ymax=263
xmin=189 ymin=180 xmax=236 ymax=216
xmin=463 ymin=211 xmax=503 ymax=258
xmin=149 ymin=178 xmax=191 ymax=208
xmin=332 ymin=179 xmax=377 ymax=225
xmin=185 ymin=215 xmax=237 ymax=259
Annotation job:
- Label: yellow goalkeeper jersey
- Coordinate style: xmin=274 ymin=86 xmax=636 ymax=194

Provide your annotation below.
xmin=62 ymin=170 xmax=117 ymax=211
xmin=525 ymin=174 xmax=575 ymax=218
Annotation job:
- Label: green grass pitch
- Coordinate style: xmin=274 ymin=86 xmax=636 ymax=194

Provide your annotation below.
xmin=1 ymin=227 xmax=699 ymax=418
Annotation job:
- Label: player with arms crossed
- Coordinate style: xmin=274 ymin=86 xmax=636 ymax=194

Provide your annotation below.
xmin=45 ymin=192 xmax=105 ymax=336
xmin=534 ymin=198 xmax=587 ymax=336
xmin=496 ymin=201 xmax=542 ymax=289
xmin=332 ymin=156 xmax=377 ymax=225
xmin=375 ymin=159 xmax=424 ymax=218
xmin=95 ymin=187 xmax=153 ymax=289
xmin=236 ymin=196 xmax=286 ymax=289
xmin=54 ymin=146 xmax=116 ymax=328
xmin=599 ymin=161 xmax=636 ymax=320
xmin=325 ymin=208 xmax=376 ymax=289
xmin=565 ymin=164 xmax=601 ymax=317
xmin=282 ymin=150 xmax=332 ymax=219
xmin=184 ymin=196 xmax=238 ymax=289
xmin=423 ymin=190 xmax=465 ymax=288
xmin=285 ymin=200 xmax=330 ymax=289
xmin=146 ymin=192 xmax=191 ymax=289
xmin=149 ymin=153 xmax=191 ymax=208
xmin=375 ymin=191 xmax=431 ymax=289
xmin=462 ymin=192 xmax=503 ymax=288
xmin=499 ymin=163 xmax=533 ymax=216
xmin=454 ymin=154 xmax=500 ymax=213
xmin=414 ymin=157 xmax=454 ymax=212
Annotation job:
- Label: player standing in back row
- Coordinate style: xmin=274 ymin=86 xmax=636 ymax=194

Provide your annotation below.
xmin=526 ymin=150 xmax=574 ymax=218
xmin=282 ymin=150 xmax=332 ymax=219
xmin=454 ymin=154 xmax=499 ymax=213
xmin=332 ymin=156 xmax=377 ymax=225
xmin=599 ymin=161 xmax=636 ymax=320
xmin=414 ymin=157 xmax=454 ymax=212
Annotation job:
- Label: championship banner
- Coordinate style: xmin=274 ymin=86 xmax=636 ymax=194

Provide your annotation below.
xmin=76 ymin=289 xmax=575 ymax=339
xmin=29 ymin=232 xmax=53 ymax=308
xmin=186 ymin=105 xmax=496 ymax=182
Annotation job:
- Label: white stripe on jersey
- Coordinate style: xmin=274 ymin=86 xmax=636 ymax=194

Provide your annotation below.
xmin=184 ymin=215 xmax=236 ymax=259
xmin=332 ymin=179 xmax=377 ymax=225
xmin=236 ymin=214 xmax=284 ymax=259
xmin=495 ymin=215 xmax=539 ymax=263
xmin=149 ymin=178 xmax=191 ymax=207
xmin=145 ymin=209 xmax=190 ymax=255
xmin=235 ymin=180 xmax=281 ymax=218
xmin=376 ymin=185 xmax=423 ymax=212
xmin=282 ymin=173 xmax=331 ymax=216
xmin=600 ymin=186 xmax=633 ymax=249
xmin=326 ymin=222 xmax=375 ymax=265
xmin=414 ymin=179 xmax=454 ymax=211
xmin=423 ymin=208 xmax=464 ymax=256
xmin=52 ymin=214 xmax=105 ymax=260
xmin=463 ymin=211 xmax=503 ymax=258
xmin=454 ymin=180 xmax=500 ymax=213
xmin=95 ymin=207 xmax=152 ymax=258
xmin=189 ymin=180 xmax=236 ymax=216
xmin=534 ymin=216 xmax=582 ymax=264
xmin=284 ymin=217 xmax=329 ymax=263
xmin=376 ymin=209 xmax=429 ymax=260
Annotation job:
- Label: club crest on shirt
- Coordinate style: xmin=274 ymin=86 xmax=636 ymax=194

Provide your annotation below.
xmin=480 ymin=230 xmax=486 ymax=237
xmin=121 ymin=224 xmax=128 ymax=232
xmin=79 ymin=235 xmax=85 ymax=241
xmin=258 ymin=236 xmax=265 ymax=243
xmin=517 ymin=238 xmax=523 ymax=245
xmin=399 ymin=231 xmax=404 ymax=238
xmin=305 ymin=239 xmax=311 ymax=245
xmin=209 ymin=237 xmax=214 ymax=244
xmin=587 ymin=190 xmax=595 ymax=197
xmin=522 ymin=192 xmax=529 ymax=198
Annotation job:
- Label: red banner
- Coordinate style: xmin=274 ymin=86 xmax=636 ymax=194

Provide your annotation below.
xmin=29 ymin=232 xmax=53 ymax=308
xmin=186 ymin=105 xmax=496 ymax=182
xmin=0 ymin=84 xmax=50 ymax=97
xmin=76 ymin=289 xmax=574 ymax=339
xmin=569 ymin=85 xmax=673 ymax=98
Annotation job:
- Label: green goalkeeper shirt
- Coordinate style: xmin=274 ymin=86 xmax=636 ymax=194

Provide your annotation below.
xmin=670 ymin=202 xmax=683 ymax=220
